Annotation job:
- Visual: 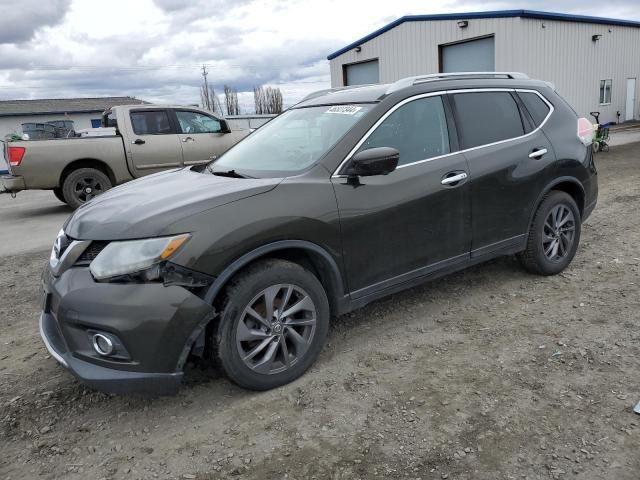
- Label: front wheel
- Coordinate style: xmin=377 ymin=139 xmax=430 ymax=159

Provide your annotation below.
xmin=61 ymin=167 xmax=112 ymax=209
xmin=519 ymin=191 xmax=581 ymax=275
xmin=216 ymin=259 xmax=330 ymax=390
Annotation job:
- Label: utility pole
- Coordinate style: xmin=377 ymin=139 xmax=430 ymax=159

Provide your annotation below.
xmin=201 ymin=64 xmax=211 ymax=110
xmin=201 ymin=64 xmax=209 ymax=92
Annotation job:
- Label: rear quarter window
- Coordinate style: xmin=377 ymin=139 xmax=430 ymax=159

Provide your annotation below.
xmin=518 ymin=92 xmax=551 ymax=127
xmin=451 ymin=92 xmax=525 ymax=149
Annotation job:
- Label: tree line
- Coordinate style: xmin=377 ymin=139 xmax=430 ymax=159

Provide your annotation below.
xmin=200 ymin=67 xmax=284 ymax=116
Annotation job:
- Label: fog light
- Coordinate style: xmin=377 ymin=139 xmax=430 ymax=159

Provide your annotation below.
xmin=92 ymin=333 xmax=114 ymax=356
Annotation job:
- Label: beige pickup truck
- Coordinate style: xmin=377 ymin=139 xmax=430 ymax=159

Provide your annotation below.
xmin=1 ymin=105 xmax=249 ymax=208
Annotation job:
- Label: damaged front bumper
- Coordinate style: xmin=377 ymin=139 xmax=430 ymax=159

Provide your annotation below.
xmin=40 ymin=266 xmax=215 ymax=395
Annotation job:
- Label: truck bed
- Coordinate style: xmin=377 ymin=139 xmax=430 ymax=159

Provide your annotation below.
xmin=4 ymin=136 xmax=131 ymax=190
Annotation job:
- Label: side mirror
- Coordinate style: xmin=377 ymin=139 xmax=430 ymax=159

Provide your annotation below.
xmin=346 ymin=147 xmax=399 ymax=177
xmin=219 ymin=119 xmax=232 ymax=134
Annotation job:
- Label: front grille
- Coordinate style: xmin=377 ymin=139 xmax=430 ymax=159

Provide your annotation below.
xmin=75 ymin=241 xmax=109 ymax=265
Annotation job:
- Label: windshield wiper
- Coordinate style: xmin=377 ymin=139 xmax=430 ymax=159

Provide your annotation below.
xmin=207 ymin=165 xmax=250 ymax=179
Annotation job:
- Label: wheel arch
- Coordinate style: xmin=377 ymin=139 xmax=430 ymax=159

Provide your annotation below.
xmin=59 ymin=158 xmax=116 ymax=187
xmin=203 ymin=240 xmax=347 ymax=318
xmin=529 ymin=177 xmax=585 ymax=228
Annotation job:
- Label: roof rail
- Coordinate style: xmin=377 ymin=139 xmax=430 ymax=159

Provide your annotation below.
xmin=385 ymin=72 xmax=529 ymax=94
xmin=298 ymin=84 xmax=377 ymax=103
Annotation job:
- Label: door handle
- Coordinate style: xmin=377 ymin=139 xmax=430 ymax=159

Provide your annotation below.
xmin=529 ymin=148 xmax=548 ymax=159
xmin=132 ymin=139 xmax=145 ymax=145
xmin=441 ymin=172 xmax=468 ymax=185
xmin=182 ymin=137 xmax=195 ymax=143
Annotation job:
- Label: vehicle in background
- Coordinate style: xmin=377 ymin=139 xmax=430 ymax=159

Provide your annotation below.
xmin=0 ymin=141 xmax=7 ymax=175
xmin=40 ymin=72 xmax=598 ymax=395
xmin=1 ymin=105 xmax=249 ymax=208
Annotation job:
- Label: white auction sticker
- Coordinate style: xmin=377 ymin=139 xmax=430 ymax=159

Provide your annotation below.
xmin=326 ymin=105 xmax=362 ymax=115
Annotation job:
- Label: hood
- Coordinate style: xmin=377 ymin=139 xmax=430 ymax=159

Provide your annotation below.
xmin=64 ymin=168 xmax=281 ymax=240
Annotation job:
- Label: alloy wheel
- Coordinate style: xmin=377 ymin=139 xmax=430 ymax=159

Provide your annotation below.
xmin=236 ymin=284 xmax=317 ymax=375
xmin=542 ymin=204 xmax=576 ymax=262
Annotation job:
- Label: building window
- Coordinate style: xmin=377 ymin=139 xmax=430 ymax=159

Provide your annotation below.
xmin=91 ymin=119 xmax=102 ymax=128
xmin=599 ymin=79 xmax=612 ymax=105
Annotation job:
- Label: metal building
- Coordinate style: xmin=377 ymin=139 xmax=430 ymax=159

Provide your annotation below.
xmin=327 ymin=10 xmax=640 ymax=123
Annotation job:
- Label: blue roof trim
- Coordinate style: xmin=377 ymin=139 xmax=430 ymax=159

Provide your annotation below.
xmin=327 ymin=9 xmax=640 ymax=60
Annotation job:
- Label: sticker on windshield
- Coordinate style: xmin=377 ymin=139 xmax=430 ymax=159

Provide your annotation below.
xmin=326 ymin=105 xmax=363 ymax=115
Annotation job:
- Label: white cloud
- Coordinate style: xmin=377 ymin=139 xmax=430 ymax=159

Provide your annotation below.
xmin=0 ymin=0 xmax=638 ymax=111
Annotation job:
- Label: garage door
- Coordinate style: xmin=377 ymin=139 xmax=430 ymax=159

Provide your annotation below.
xmin=344 ymin=60 xmax=379 ymax=86
xmin=441 ymin=37 xmax=495 ymax=73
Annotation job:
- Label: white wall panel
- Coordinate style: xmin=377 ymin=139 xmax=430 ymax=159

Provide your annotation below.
xmin=330 ymin=16 xmax=640 ymax=123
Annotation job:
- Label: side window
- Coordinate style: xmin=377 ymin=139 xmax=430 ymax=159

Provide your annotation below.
xmin=175 ymin=111 xmax=221 ymax=134
xmin=130 ymin=110 xmax=172 ymax=135
xmin=519 ymin=92 xmax=551 ymax=127
xmin=357 ymin=96 xmax=450 ymax=166
xmin=452 ymin=92 xmax=525 ymax=149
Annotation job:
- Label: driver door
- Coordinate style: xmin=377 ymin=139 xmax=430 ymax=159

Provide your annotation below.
xmin=332 ymin=95 xmax=471 ymax=298
xmin=173 ymin=109 xmax=237 ymax=166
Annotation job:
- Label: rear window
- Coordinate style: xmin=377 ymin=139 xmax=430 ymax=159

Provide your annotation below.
xmin=519 ymin=92 xmax=551 ymax=127
xmin=452 ymin=92 xmax=525 ymax=149
xmin=130 ymin=110 xmax=173 ymax=135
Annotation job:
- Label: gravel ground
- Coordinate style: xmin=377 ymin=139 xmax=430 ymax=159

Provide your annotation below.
xmin=1 ymin=143 xmax=639 ymax=480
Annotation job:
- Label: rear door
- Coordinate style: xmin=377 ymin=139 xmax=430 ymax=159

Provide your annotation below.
xmin=450 ymin=89 xmax=555 ymax=257
xmin=173 ymin=109 xmax=237 ymax=166
xmin=332 ymin=94 xmax=471 ymax=297
xmin=128 ymin=109 xmax=183 ymax=175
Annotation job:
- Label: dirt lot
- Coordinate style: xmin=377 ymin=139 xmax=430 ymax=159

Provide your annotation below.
xmin=1 ymin=144 xmax=639 ymax=480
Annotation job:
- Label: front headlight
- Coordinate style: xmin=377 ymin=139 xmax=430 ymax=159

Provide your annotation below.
xmin=89 ymin=234 xmax=191 ymax=280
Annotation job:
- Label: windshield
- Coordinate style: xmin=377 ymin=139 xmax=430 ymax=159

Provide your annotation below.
xmin=212 ymin=104 xmax=372 ymax=175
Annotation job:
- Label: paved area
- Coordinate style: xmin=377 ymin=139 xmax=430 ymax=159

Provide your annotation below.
xmin=0 ymin=190 xmax=71 ymax=256
xmin=608 ymin=126 xmax=640 ymax=146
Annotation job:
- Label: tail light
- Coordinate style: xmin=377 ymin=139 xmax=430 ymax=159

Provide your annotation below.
xmin=7 ymin=146 xmax=26 ymax=166
xmin=577 ymin=118 xmax=593 ymax=146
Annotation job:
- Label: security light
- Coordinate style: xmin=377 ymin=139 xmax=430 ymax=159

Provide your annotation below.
xmin=355 ymin=46 xmax=362 ymax=52
xmin=457 ymin=20 xmax=468 ymax=28
xmin=592 ymin=34 xmax=602 ymax=41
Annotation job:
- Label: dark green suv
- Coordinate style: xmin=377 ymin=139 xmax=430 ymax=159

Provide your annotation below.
xmin=40 ymin=73 xmax=598 ymax=394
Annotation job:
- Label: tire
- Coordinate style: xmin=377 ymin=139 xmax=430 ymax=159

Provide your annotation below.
xmin=61 ymin=168 xmax=112 ymax=209
xmin=216 ymin=259 xmax=330 ymax=390
xmin=52 ymin=188 xmax=65 ymax=204
xmin=519 ymin=190 xmax=581 ymax=276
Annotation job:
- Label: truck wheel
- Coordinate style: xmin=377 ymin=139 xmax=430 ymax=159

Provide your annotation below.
xmin=61 ymin=168 xmax=112 ymax=209
xmin=52 ymin=188 xmax=65 ymax=204
xmin=216 ymin=259 xmax=330 ymax=390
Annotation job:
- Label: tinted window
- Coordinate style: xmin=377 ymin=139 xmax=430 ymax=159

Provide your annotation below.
xmin=357 ymin=96 xmax=450 ymax=166
xmin=452 ymin=92 xmax=524 ymax=149
xmin=130 ymin=111 xmax=172 ymax=135
xmin=519 ymin=92 xmax=551 ymax=127
xmin=176 ymin=111 xmax=221 ymax=134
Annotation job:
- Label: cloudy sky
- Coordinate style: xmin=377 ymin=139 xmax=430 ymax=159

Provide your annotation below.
xmin=0 ymin=0 xmax=638 ymax=112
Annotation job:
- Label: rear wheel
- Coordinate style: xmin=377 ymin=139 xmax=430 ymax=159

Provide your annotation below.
xmin=519 ymin=191 xmax=581 ymax=275
xmin=52 ymin=188 xmax=65 ymax=204
xmin=61 ymin=167 xmax=112 ymax=209
xmin=216 ymin=259 xmax=330 ymax=390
